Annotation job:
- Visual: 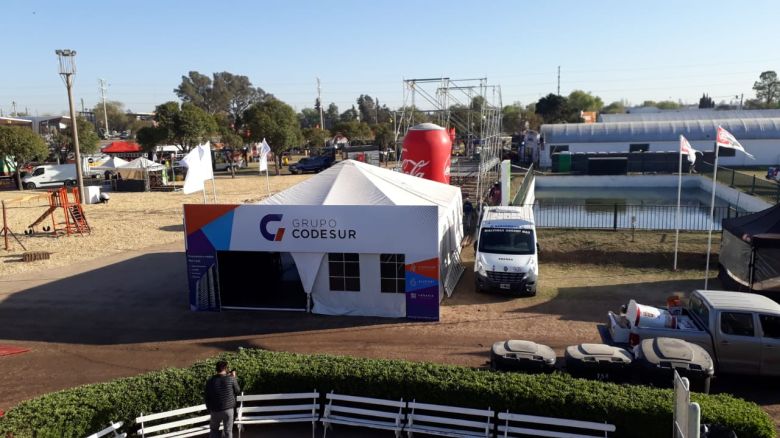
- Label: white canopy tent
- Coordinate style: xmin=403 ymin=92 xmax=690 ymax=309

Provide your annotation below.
xmin=117 ymin=157 xmax=165 ymax=180
xmin=93 ymin=156 xmax=129 ymax=170
xmin=258 ymin=159 xmax=464 ymax=317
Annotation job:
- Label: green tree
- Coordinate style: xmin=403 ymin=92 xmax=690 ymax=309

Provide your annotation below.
xmin=656 ymin=100 xmax=681 ymax=110
xmin=567 ymin=90 xmax=604 ymax=113
xmin=753 ymin=70 xmax=779 ymax=107
xmin=372 ymin=123 xmax=394 ymax=149
xmin=92 ymin=100 xmax=131 ymax=134
xmin=601 ymin=101 xmax=627 ymax=114
xmin=176 ymin=103 xmax=217 ymax=150
xmin=302 ymin=127 xmax=330 ymax=148
xmin=324 ymin=103 xmax=339 ymax=129
xmin=357 ymin=95 xmax=377 ymax=123
xmin=699 ymin=93 xmax=715 ymax=109
xmin=340 ymin=105 xmax=359 ymax=122
xmin=502 ymin=103 xmax=523 ymax=133
xmin=55 ymin=117 xmax=100 ymax=162
xmin=298 ymin=107 xmax=321 ymax=129
xmin=135 ymin=126 xmax=169 ymax=153
xmin=333 ymin=120 xmax=373 ymax=142
xmin=0 ymin=126 xmax=49 ymax=190
xmin=243 ymin=98 xmax=303 ymax=174
xmin=175 ymin=71 xmax=269 ymax=127
xmin=534 ymin=93 xmax=576 ymax=123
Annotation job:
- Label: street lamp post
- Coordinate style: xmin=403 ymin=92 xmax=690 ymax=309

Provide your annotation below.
xmin=56 ymin=49 xmax=85 ymax=201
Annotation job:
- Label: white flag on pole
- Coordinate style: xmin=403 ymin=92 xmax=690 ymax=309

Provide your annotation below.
xmin=181 ymin=142 xmax=214 ymax=195
xmin=679 ymin=135 xmax=698 ymax=164
xmin=716 ymin=126 xmax=755 ymax=159
xmin=258 ymin=138 xmax=271 ymax=172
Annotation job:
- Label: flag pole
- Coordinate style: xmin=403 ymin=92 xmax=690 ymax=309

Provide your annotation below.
xmin=704 ymin=143 xmax=720 ymax=290
xmin=202 ymin=186 xmax=207 ymax=204
xmin=211 ymin=178 xmax=217 ymax=203
xmin=265 ymin=168 xmax=271 ymax=196
xmin=674 ymin=136 xmax=683 ymax=271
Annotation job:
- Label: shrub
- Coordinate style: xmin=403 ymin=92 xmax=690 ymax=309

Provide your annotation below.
xmin=0 ymin=349 xmax=774 ymax=437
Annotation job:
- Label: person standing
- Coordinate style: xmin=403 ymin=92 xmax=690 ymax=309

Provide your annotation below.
xmin=205 ymin=360 xmax=241 ymax=438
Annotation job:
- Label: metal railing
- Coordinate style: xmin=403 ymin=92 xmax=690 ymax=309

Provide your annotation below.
xmin=510 ymin=164 xmax=534 ymax=205
xmin=525 ymin=203 xmax=748 ymax=231
xmin=699 ymin=162 xmax=780 ymax=204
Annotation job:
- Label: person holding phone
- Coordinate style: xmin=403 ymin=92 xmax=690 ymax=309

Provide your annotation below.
xmin=204 ymin=360 xmax=241 ymax=438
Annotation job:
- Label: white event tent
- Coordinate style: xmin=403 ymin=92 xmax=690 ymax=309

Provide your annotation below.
xmin=183 ymin=159 xmax=464 ymax=319
xmin=256 ymin=159 xmax=464 ymax=318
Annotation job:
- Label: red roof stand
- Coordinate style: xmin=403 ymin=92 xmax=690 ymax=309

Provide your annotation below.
xmin=102 ymin=141 xmax=142 ymax=153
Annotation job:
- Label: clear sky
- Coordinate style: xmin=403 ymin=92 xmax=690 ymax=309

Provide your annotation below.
xmin=2 ymin=0 xmax=780 ymax=116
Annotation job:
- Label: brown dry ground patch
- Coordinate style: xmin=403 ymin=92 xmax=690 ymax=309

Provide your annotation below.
xmin=0 ymin=172 xmax=311 ymax=276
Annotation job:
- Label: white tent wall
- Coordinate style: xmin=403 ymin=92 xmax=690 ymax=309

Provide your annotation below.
xmin=257 ymin=160 xmax=464 ymax=317
xmin=311 ymin=253 xmax=407 ymax=317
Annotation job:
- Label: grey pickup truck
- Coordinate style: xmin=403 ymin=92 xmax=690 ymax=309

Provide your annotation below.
xmin=607 ymin=290 xmax=780 ymax=376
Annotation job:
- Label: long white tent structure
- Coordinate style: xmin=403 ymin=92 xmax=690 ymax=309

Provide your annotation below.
xmin=183 ymin=160 xmax=464 ymax=320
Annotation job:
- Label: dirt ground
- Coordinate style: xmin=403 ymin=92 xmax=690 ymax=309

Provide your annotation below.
xmin=0 ymin=174 xmax=778 ymax=433
xmin=0 ymin=171 xmax=312 ymax=276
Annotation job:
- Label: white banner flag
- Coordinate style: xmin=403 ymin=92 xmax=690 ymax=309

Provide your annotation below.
xmin=181 ymin=142 xmax=214 ymax=195
xmin=258 ymin=139 xmax=271 ymax=172
xmin=679 ymin=135 xmax=698 ymax=164
xmin=716 ymin=126 xmax=754 ymax=159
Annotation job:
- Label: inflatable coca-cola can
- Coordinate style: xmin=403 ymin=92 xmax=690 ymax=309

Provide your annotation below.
xmin=401 ymin=123 xmax=452 ymax=184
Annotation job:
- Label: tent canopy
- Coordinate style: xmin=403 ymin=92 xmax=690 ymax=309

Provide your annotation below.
xmin=259 ymin=159 xmax=464 ymax=317
xmin=117 ymin=157 xmax=165 ymax=180
xmin=720 ymin=204 xmax=780 ymax=292
xmin=102 ymin=141 xmax=142 ymax=153
xmin=94 ymin=156 xmax=129 ymax=170
xmin=723 ymin=204 xmax=780 ymax=247
xmin=260 ymin=159 xmax=460 ymax=208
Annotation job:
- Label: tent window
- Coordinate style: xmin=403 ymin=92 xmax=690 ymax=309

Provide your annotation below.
xmin=760 ymin=315 xmax=780 ymax=339
xmin=380 ymin=254 xmax=406 ymax=293
xmin=328 ymin=253 xmax=360 ymax=292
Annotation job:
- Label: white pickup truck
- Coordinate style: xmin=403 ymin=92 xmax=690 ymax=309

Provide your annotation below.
xmin=607 ymin=289 xmax=780 ymax=376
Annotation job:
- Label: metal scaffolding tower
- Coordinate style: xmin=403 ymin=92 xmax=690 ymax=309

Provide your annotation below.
xmin=397 ymin=77 xmax=503 ymax=203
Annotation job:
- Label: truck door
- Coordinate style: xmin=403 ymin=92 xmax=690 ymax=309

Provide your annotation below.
xmin=717 ymin=311 xmax=761 ymax=374
xmin=759 ymin=314 xmax=780 ymax=376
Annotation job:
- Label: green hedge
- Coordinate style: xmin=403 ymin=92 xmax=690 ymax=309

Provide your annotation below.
xmin=0 ymin=349 xmax=774 ymax=438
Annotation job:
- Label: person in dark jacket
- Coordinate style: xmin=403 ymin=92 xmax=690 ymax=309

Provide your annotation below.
xmin=205 ymin=360 xmax=241 ymax=438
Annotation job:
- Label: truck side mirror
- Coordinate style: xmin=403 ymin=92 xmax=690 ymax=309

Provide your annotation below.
xmin=536 ymin=243 xmax=541 ymax=253
xmin=473 ymin=239 xmax=478 ymax=252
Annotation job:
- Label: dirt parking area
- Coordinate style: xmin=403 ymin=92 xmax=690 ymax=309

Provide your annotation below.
xmin=0 ymin=175 xmax=778 ymax=431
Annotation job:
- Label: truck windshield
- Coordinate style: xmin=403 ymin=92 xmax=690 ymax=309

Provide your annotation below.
xmin=689 ymin=295 xmax=710 ymax=326
xmin=478 ymin=228 xmax=534 ymax=255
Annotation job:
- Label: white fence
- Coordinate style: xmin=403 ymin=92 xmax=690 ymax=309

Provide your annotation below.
xmin=673 ymin=370 xmax=701 ymax=438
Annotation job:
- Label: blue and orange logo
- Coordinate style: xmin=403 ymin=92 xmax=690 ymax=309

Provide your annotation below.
xmin=260 ymin=214 xmax=285 ymax=241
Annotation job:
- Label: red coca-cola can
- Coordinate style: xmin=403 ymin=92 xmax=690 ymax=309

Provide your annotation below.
xmin=401 ymin=123 xmax=452 ymax=184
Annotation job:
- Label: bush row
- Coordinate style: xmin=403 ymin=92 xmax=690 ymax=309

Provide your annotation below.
xmin=0 ymin=349 xmax=774 ymax=437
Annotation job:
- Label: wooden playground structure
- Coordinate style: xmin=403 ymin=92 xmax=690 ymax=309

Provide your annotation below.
xmin=1 ymin=187 xmax=91 ymax=251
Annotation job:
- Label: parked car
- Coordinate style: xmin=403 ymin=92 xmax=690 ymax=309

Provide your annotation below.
xmin=473 ymin=206 xmax=538 ymax=296
xmin=289 ymin=155 xmax=334 ymax=174
xmin=22 ymin=164 xmax=77 ymax=189
xmin=606 ymin=289 xmax=780 ymax=376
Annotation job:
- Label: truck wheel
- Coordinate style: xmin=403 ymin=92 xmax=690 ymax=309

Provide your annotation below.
xmin=527 ymin=286 xmax=537 ymax=297
xmin=25 ymin=182 xmax=36 ymax=189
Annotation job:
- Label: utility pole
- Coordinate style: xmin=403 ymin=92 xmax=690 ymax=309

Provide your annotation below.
xmin=557 ymin=66 xmax=561 ymax=96
xmin=316 ymin=77 xmax=324 ymax=132
xmin=99 ymin=78 xmax=109 ymax=136
xmin=56 ymin=49 xmax=85 ymax=202
xmin=80 ymin=98 xmax=85 ymax=114
xmin=11 ymin=101 xmax=17 ymax=116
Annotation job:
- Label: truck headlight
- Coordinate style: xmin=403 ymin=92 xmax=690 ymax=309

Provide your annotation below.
xmin=476 ymin=260 xmax=487 ymax=277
